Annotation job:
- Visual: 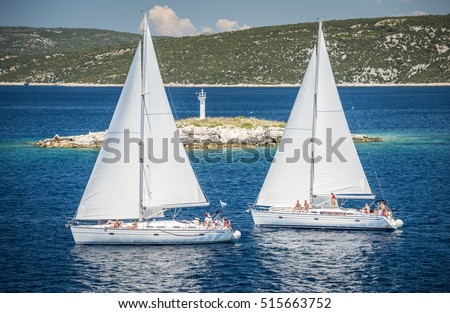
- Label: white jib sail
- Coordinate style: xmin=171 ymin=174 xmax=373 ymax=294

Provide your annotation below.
xmin=312 ymin=24 xmax=372 ymax=197
xmin=76 ymin=43 xmax=142 ymax=220
xmin=141 ymin=16 xmax=208 ymax=212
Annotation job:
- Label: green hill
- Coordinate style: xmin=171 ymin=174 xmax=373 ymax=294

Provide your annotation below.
xmin=1 ymin=15 xmax=449 ymax=85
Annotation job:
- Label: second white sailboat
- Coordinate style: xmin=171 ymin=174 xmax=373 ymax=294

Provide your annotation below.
xmin=250 ymin=21 xmax=403 ymax=230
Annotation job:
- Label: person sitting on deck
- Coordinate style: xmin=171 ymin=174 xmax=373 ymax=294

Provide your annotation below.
xmin=224 ymin=218 xmax=231 ymax=229
xmin=304 ymin=200 xmax=310 ymax=212
xmin=377 ymin=201 xmax=387 ymax=215
xmin=363 ymin=203 xmax=371 ymax=214
xmin=105 ymin=220 xmax=116 ymax=228
xmin=215 ymin=217 xmax=223 ymax=228
xmin=193 ymin=217 xmax=200 ymax=226
xmin=378 ymin=201 xmax=388 ymax=216
xmin=294 ymin=200 xmax=301 ymax=212
xmin=105 ymin=220 xmax=122 ymax=228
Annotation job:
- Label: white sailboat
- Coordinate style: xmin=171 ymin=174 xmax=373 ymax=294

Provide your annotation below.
xmin=68 ymin=14 xmax=241 ymax=244
xmin=250 ymin=21 xmax=403 ymax=230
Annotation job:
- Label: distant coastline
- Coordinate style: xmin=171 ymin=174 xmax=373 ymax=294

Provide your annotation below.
xmin=1 ymin=82 xmax=450 ymax=88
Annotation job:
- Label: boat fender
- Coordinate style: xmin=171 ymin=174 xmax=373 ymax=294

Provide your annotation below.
xmin=233 ymin=230 xmax=241 ymax=239
xmin=395 ymin=219 xmax=404 ymax=228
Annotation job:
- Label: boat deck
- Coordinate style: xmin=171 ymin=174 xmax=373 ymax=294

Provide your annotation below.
xmin=92 ymin=220 xmax=232 ymax=231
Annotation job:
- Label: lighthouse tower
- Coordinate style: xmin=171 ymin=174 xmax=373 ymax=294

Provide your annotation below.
xmin=198 ymin=89 xmax=206 ymax=120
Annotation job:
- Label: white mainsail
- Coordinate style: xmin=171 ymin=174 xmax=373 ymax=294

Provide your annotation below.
xmin=256 ymin=47 xmax=317 ymax=207
xmin=76 ymin=43 xmax=142 ymax=220
xmin=76 ymin=15 xmax=208 ymax=221
xmin=256 ymin=21 xmax=372 ymax=208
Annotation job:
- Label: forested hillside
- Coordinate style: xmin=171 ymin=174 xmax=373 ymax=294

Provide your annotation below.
xmin=1 ymin=15 xmax=449 ymax=85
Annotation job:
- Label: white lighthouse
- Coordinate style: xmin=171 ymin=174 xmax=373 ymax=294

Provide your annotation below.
xmin=198 ymin=89 xmax=206 ymax=120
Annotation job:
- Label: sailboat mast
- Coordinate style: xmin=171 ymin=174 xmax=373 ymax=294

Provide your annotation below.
xmin=139 ymin=14 xmax=147 ymax=222
xmin=309 ymin=20 xmax=322 ymax=207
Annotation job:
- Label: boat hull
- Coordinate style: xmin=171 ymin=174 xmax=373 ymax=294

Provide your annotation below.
xmin=70 ymin=221 xmax=239 ymax=245
xmin=251 ymin=209 xmax=398 ymax=230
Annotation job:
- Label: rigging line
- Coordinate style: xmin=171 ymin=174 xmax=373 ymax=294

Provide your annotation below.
xmin=343 ymin=86 xmax=385 ymax=200
xmin=142 ymin=93 xmax=152 ymax=131
xmin=204 ymin=158 xmax=224 ymax=206
xmin=166 ymin=84 xmax=179 ymax=121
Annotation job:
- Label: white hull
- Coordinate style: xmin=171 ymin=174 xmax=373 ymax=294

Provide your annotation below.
xmin=252 ymin=208 xmax=400 ymax=230
xmin=70 ymin=220 xmax=240 ymax=245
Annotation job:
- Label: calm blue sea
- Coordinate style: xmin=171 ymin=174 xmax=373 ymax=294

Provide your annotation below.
xmin=0 ymin=85 xmax=449 ymax=292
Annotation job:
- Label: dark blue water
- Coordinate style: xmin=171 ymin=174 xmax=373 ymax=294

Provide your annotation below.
xmin=0 ymin=85 xmax=449 ymax=292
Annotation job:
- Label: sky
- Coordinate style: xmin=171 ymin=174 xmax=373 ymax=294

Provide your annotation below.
xmin=0 ymin=0 xmax=449 ymax=36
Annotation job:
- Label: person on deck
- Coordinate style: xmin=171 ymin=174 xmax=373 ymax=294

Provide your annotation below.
xmin=378 ymin=201 xmax=388 ymax=216
xmin=204 ymin=213 xmax=212 ymax=228
xmin=331 ymin=193 xmax=337 ymax=208
xmin=127 ymin=221 xmax=138 ymax=229
xmin=105 ymin=220 xmax=122 ymax=228
xmin=363 ymin=203 xmax=371 ymax=214
xmin=294 ymin=200 xmax=301 ymax=211
xmin=304 ymin=200 xmax=310 ymax=212
xmin=193 ymin=217 xmax=200 ymax=226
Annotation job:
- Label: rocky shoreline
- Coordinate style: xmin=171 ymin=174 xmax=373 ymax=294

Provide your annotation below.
xmin=34 ymin=125 xmax=382 ymax=149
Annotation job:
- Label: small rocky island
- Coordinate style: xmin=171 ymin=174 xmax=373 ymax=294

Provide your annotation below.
xmin=34 ymin=117 xmax=382 ymax=149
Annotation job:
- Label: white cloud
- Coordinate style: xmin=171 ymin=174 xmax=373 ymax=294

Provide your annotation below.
xmin=201 ymin=26 xmax=214 ymax=34
xmin=147 ymin=5 xmax=196 ymax=37
xmin=239 ymin=24 xmax=252 ymax=31
xmin=145 ymin=6 xmax=251 ymax=36
xmin=214 ymin=18 xmax=252 ymax=33
xmin=216 ymin=19 xmax=239 ymax=32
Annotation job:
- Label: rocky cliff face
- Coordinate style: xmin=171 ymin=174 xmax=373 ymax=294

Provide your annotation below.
xmin=179 ymin=125 xmax=284 ymax=148
xmin=35 ymin=132 xmax=106 ymax=148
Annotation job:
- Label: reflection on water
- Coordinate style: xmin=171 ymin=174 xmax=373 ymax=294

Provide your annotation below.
xmin=69 ymin=223 xmax=406 ymax=292
xmin=71 ymin=245 xmax=213 ymax=292
xmin=70 ymin=242 xmax=253 ymax=292
xmin=252 ymin=228 xmax=404 ymax=292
